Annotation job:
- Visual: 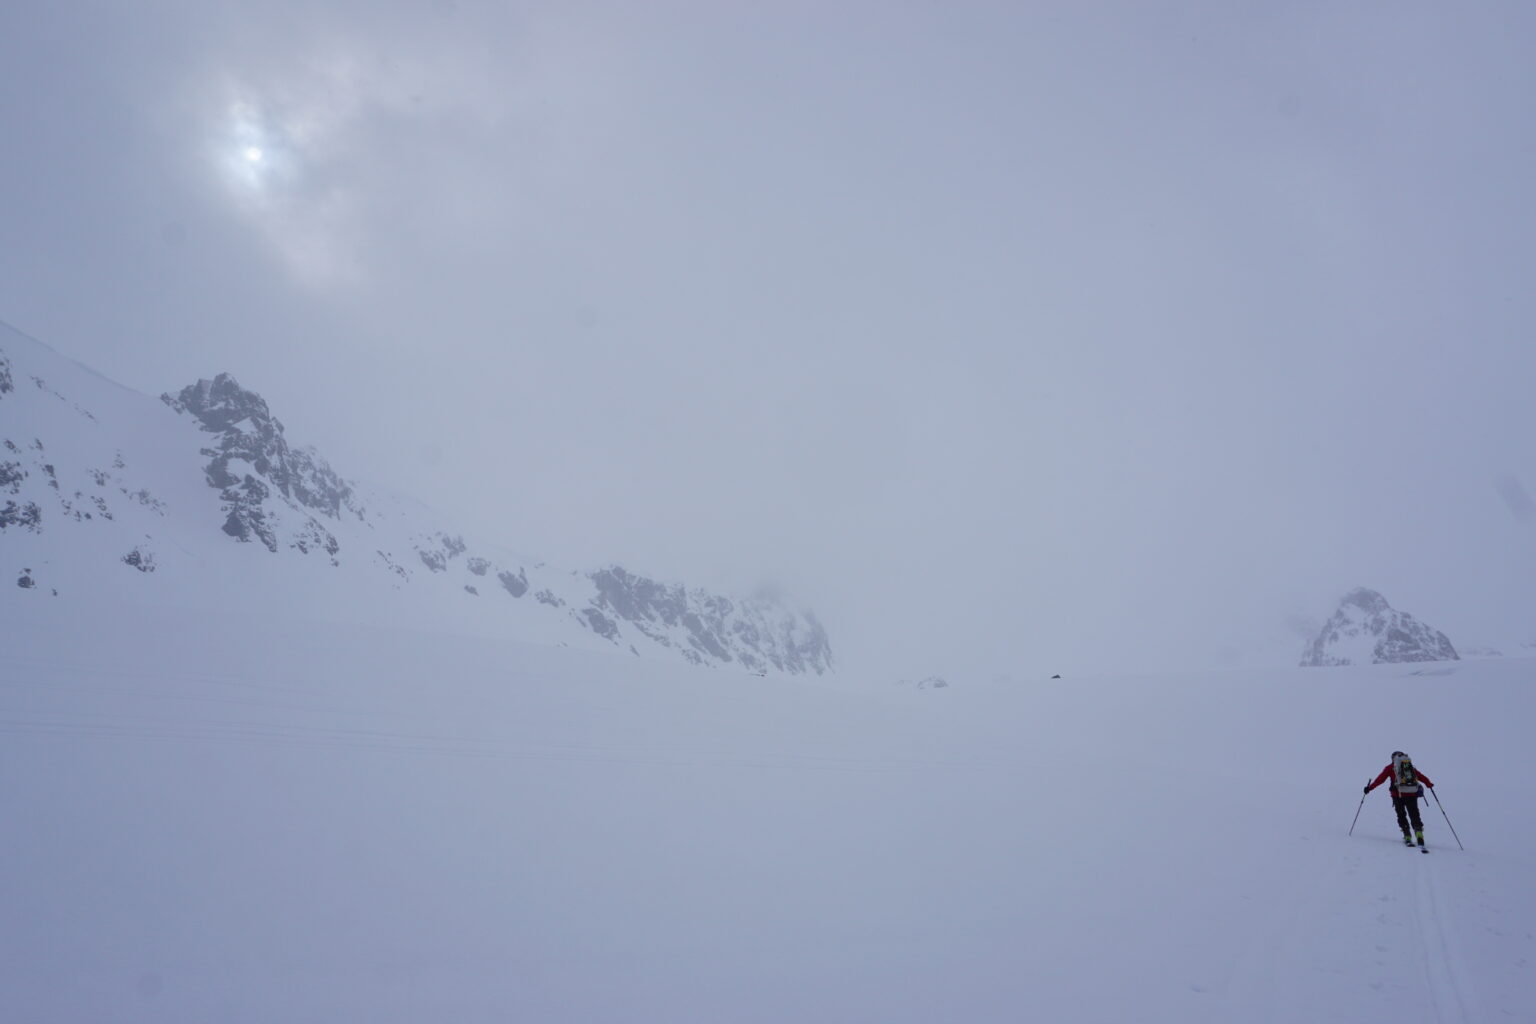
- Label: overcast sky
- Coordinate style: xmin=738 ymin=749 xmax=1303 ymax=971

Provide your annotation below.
xmin=5 ymin=1 xmax=1536 ymax=676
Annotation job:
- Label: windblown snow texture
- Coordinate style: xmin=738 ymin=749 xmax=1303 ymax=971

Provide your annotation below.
xmin=1301 ymin=587 xmax=1459 ymax=667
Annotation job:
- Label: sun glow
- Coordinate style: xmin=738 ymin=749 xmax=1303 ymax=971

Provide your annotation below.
xmin=220 ymin=101 xmax=286 ymax=194
xmin=209 ymin=83 xmax=361 ymax=286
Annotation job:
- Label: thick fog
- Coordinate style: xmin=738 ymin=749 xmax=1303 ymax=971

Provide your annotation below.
xmin=4 ymin=2 xmax=1535 ymax=676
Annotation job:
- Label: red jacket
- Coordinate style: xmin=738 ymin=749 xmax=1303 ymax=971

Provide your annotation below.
xmin=1367 ymin=764 xmax=1433 ymax=797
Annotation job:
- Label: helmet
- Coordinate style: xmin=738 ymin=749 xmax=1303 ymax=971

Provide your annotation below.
xmin=1391 ymin=750 xmax=1406 ymax=758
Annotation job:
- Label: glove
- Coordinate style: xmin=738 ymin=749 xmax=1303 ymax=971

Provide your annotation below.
xmin=1363 ymin=784 xmax=1371 ymax=794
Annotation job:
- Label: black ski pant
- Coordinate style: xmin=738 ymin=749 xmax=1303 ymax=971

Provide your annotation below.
xmin=1392 ymin=793 xmax=1425 ymax=834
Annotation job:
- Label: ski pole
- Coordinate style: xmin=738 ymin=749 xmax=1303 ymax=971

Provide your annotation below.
xmin=1348 ymin=781 xmax=1369 ymax=836
xmin=1429 ymin=788 xmax=1464 ymax=850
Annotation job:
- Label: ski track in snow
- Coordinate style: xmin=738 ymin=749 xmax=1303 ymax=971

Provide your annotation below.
xmin=1415 ymin=850 xmax=1480 ymax=1024
xmin=1214 ymin=839 xmax=1493 ymax=1024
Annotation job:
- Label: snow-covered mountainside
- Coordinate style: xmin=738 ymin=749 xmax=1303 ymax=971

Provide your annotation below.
xmin=0 ymin=322 xmax=830 ymax=675
xmin=1301 ymin=587 xmax=1458 ymax=667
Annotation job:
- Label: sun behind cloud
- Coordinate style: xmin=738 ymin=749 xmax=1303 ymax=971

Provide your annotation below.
xmin=207 ymin=86 xmax=363 ymax=287
xmin=198 ymin=37 xmax=536 ymax=291
xmin=220 ymin=99 xmax=290 ymax=195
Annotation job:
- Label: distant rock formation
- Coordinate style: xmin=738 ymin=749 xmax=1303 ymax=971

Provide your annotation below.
xmin=587 ymin=567 xmax=833 ymax=675
xmin=896 ymin=676 xmax=949 ymax=690
xmin=1301 ymin=588 xmax=1458 ymax=667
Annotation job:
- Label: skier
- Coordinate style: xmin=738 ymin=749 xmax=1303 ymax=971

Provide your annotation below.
xmin=1364 ymin=751 xmax=1435 ymax=847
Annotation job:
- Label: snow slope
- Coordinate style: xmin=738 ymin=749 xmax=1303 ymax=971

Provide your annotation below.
xmin=0 ymin=321 xmax=831 ymax=675
xmin=3 ymin=596 xmax=1531 ymax=1023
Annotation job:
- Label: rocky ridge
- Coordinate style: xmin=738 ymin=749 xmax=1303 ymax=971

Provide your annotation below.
xmin=590 ymin=567 xmax=832 ymax=674
xmin=163 ymin=375 xmax=363 ymax=560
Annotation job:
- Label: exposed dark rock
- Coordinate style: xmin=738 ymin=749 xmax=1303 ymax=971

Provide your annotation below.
xmin=376 ymin=551 xmax=409 ymax=581
xmin=17 ymin=569 xmax=35 ymax=588
xmin=467 ymin=557 xmax=491 ymax=576
xmin=0 ymin=461 xmax=23 ymax=493
xmin=0 ymin=353 xmax=12 ymax=395
xmin=218 ymin=474 xmax=278 ymax=551
xmin=122 ymin=548 xmax=156 ymax=573
xmin=290 ymin=520 xmax=340 ymax=559
xmin=464 ymin=585 xmax=479 ymax=596
xmin=499 ymin=569 xmax=529 ymax=598
xmin=1302 ymin=588 xmax=1459 ymax=667
xmin=0 ymin=500 xmax=42 ymax=531
xmin=588 ymin=566 xmax=833 ymax=675
xmin=163 ymin=374 xmax=364 ymax=555
xmin=896 ymin=676 xmax=950 ymax=690
xmin=583 ymin=607 xmax=620 ymax=640
xmin=415 ymin=533 xmax=466 ymax=573
xmin=535 ymin=589 xmax=564 ymax=607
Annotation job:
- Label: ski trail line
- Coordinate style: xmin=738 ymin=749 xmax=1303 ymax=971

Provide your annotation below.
xmin=1414 ymin=854 xmax=1474 ymax=1024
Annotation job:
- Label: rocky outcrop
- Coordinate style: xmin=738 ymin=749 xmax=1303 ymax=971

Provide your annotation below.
xmin=498 ymin=569 xmax=529 ymax=598
xmin=586 ymin=566 xmax=833 ymax=675
xmin=163 ymin=374 xmax=359 ymax=557
xmin=122 ymin=547 xmax=157 ymax=573
xmin=0 ymin=500 xmax=42 ymax=531
xmin=1301 ymin=588 xmax=1459 ymax=667
xmin=898 ymin=676 xmax=950 ymax=690
xmin=0 ymin=352 xmax=12 ymax=396
xmin=415 ymin=533 xmax=466 ymax=573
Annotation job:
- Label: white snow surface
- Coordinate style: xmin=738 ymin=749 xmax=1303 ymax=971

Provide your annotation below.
xmin=3 ymin=593 xmax=1532 ymax=1023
